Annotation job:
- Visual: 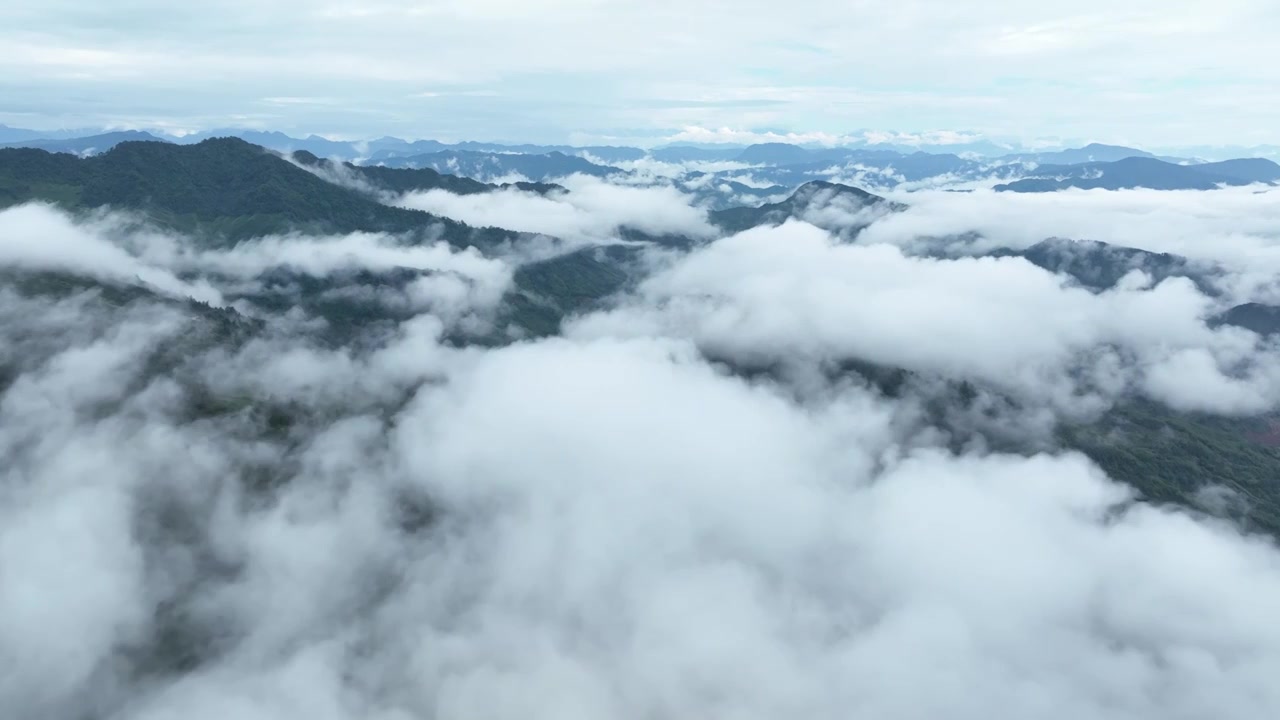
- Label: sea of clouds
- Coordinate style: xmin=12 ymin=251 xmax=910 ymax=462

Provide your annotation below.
xmin=3 ymin=181 xmax=1280 ymax=719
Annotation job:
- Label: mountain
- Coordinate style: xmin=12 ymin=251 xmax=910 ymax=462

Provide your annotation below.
xmin=449 ymin=143 xmax=645 ymax=164
xmin=1215 ymin=303 xmax=1280 ymax=337
xmin=5 ymin=136 xmax=1280 ymax=542
xmin=1192 ymin=158 xmax=1280 ymax=184
xmin=0 ymin=131 xmax=171 ymax=155
xmin=651 ymin=146 xmax=746 ymax=163
xmin=0 ymin=124 xmax=102 ymax=143
xmin=363 ymin=137 xmax=450 ymax=161
xmin=679 ymin=174 xmax=790 ymax=211
xmin=993 ymin=157 xmax=1265 ymax=192
xmin=169 ymin=130 xmax=649 ymax=164
xmin=734 ymin=143 xmax=827 ymax=165
xmin=709 ymin=181 xmax=900 ymax=235
xmin=0 ymin=138 xmax=639 ymax=338
xmin=990 ymin=238 xmax=1218 ymax=295
xmin=290 ymin=151 xmax=563 ymax=197
xmin=377 ymin=150 xmax=622 ymax=181
xmin=1060 ymin=399 xmax=1280 ymax=537
xmin=0 ymin=138 xmax=519 ymax=248
xmin=1009 ymin=143 xmax=1156 ymax=165
xmin=172 ymin=130 xmax=367 ymax=158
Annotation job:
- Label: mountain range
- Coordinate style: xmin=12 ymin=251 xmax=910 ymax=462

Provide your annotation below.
xmin=3 ymin=127 xmax=1279 ymax=198
xmin=996 ymin=156 xmax=1280 ymax=192
xmin=4 ymin=135 xmax=1280 ymax=535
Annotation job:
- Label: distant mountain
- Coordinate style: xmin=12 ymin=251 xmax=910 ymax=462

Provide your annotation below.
xmin=376 ymin=150 xmax=622 ymax=181
xmin=0 ymin=124 xmax=102 ymax=143
xmin=290 ymin=151 xmax=563 ymax=197
xmin=0 ymin=131 xmax=170 ymax=155
xmin=362 ymin=137 xmax=450 ymax=160
xmin=172 ymin=130 xmax=366 ymax=158
xmin=453 ymin=143 xmax=645 ymax=164
xmin=993 ymin=157 xmax=1274 ymax=192
xmin=734 ymin=143 xmax=828 ymax=165
xmin=1008 ymin=143 xmax=1156 ymax=165
xmin=173 ymin=130 xmax=650 ymax=164
xmin=1146 ymin=144 xmax=1280 ymax=162
xmin=709 ymin=181 xmax=900 ymax=235
xmin=651 ymin=146 xmax=746 ymax=163
xmin=1191 ymin=159 xmax=1280 ymax=184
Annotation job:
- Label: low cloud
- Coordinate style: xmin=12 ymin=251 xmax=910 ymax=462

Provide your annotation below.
xmin=864 ymin=186 xmax=1280 ymax=303
xmin=396 ymin=173 xmax=718 ymax=243
xmin=6 ymin=176 xmax=1280 ymax=720
xmin=0 ymin=203 xmax=514 ymax=327
xmin=574 ymin=220 xmax=1280 ymax=415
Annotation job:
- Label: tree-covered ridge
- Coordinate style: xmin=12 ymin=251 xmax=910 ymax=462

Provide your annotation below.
xmin=0 ymin=138 xmax=519 ymax=248
xmin=995 ymin=156 xmax=1280 ymax=193
xmin=1061 ymin=401 xmax=1280 ymax=537
xmin=709 ymin=180 xmax=902 ymax=233
xmin=290 ymin=150 xmax=564 ymax=197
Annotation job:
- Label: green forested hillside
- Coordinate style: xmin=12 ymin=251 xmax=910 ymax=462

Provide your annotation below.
xmin=1062 ymin=401 xmax=1280 ymax=536
xmin=0 ymin=138 xmax=515 ymax=248
xmin=0 ymin=139 xmax=635 ymax=336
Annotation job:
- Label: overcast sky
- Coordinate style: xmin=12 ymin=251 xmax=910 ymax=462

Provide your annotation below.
xmin=3 ymin=0 xmax=1278 ymax=148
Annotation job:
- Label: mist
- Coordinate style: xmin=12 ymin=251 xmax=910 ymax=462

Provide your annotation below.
xmin=395 ymin=174 xmax=718 ymax=244
xmin=4 ymin=178 xmax=1280 ymax=720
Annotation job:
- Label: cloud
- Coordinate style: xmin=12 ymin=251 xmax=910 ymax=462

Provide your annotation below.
xmin=581 ymin=153 xmax=761 ymax=180
xmin=8 ymin=175 xmax=1280 ymax=719
xmin=0 ymin=203 xmax=514 ymax=327
xmin=0 ymin=203 xmax=222 ymax=303
xmin=6 ymin=298 xmax=1280 ymax=718
xmin=396 ymin=174 xmax=718 ymax=243
xmin=863 ymin=186 xmax=1280 ymax=303
xmin=4 ymin=1 xmax=1279 ymax=146
xmin=573 ymin=220 xmax=1280 ymax=415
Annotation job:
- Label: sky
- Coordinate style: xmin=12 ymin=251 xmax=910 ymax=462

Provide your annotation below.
xmin=3 ymin=0 xmax=1280 ymax=149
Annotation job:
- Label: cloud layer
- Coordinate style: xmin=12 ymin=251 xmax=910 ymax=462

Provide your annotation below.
xmin=396 ymin=174 xmax=718 ymax=244
xmin=4 ymin=180 xmax=1280 ymax=719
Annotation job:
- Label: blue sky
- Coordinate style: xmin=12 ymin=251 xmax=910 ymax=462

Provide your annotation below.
xmin=2 ymin=0 xmax=1278 ymax=149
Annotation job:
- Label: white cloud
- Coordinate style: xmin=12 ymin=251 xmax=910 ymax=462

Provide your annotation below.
xmin=9 ymin=316 xmax=1280 ymax=718
xmin=8 ymin=170 xmax=1280 ymax=719
xmin=0 ymin=204 xmax=514 ymax=326
xmin=396 ymin=174 xmax=717 ymax=244
xmin=573 ymin=220 xmax=1280 ymax=414
xmin=0 ymin=203 xmax=222 ymax=303
xmin=863 ymin=186 xmax=1280 ymax=303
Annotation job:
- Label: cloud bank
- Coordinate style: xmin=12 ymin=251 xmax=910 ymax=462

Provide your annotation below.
xmin=4 ymin=180 xmax=1280 ymax=720
xmin=396 ymin=174 xmax=718 ymax=244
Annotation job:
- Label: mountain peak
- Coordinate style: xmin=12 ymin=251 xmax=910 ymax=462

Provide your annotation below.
xmin=789 ymin=180 xmax=882 ymax=204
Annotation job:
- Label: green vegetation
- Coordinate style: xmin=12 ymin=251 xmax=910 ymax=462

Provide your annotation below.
xmin=0 ymin=138 xmax=516 ymax=248
xmin=1062 ymin=401 xmax=1280 ymax=537
xmin=503 ymin=246 xmax=634 ymax=337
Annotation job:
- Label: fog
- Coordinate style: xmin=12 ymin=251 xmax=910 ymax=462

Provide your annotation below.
xmin=4 ymin=182 xmax=1280 ymax=719
xmin=396 ymin=174 xmax=718 ymax=244
xmin=865 ymin=186 xmax=1280 ymax=302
